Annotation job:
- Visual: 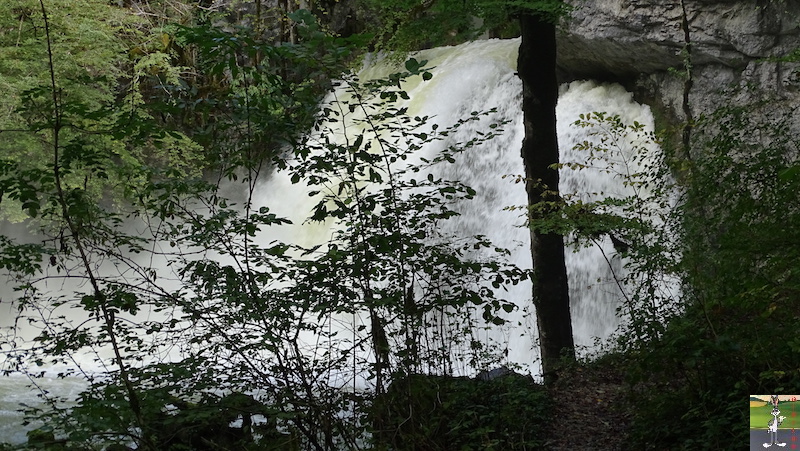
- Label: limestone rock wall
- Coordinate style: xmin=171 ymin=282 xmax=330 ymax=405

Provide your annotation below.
xmin=557 ymin=0 xmax=800 ymax=132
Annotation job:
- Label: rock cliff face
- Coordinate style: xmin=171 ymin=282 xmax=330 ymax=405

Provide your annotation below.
xmin=557 ymin=0 xmax=800 ymax=133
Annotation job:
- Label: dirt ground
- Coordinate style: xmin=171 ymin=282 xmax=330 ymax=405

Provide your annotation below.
xmin=542 ymin=359 xmax=632 ymax=450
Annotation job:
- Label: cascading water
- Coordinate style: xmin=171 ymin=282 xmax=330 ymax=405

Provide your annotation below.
xmin=343 ymin=39 xmax=656 ymax=366
xmin=0 ymin=38 xmax=657 ymax=444
xmin=258 ymin=39 xmax=656 ymax=371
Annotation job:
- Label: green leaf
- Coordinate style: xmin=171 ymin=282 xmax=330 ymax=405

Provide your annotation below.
xmin=779 ymin=165 xmax=800 ymax=181
xmin=404 ymin=58 xmax=420 ymax=72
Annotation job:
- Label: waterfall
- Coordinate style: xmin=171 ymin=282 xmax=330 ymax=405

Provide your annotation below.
xmin=260 ymin=39 xmax=656 ymax=370
xmin=341 ymin=39 xmax=655 ymax=366
xmin=0 ymin=38 xmax=657 ymax=444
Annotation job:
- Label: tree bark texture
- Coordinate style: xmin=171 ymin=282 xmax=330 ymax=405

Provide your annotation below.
xmin=517 ymin=13 xmax=575 ymax=382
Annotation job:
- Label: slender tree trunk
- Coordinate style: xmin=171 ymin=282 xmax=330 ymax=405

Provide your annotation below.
xmin=517 ymin=13 xmax=575 ymax=383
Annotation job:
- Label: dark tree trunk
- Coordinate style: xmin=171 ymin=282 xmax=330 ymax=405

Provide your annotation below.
xmin=517 ymin=13 xmax=575 ymax=383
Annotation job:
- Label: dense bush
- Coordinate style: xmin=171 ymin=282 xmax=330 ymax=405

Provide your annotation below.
xmin=370 ymin=372 xmax=549 ymax=450
xmin=626 ymin=100 xmax=800 ymax=449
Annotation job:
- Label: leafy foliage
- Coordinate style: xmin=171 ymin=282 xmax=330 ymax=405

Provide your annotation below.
xmin=0 ymin=3 xmax=533 ymax=449
xmin=0 ymin=0 xmax=137 ymax=221
xmin=355 ymin=0 xmax=570 ymax=52
xmin=147 ymin=9 xmax=369 ymax=180
xmin=628 ymin=100 xmax=800 ymax=449
xmin=595 ymin=95 xmax=800 ymax=448
xmin=544 ymin=96 xmax=800 ymax=448
xmin=370 ymin=373 xmax=548 ymax=450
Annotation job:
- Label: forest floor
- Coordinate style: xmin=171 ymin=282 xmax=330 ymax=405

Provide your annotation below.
xmin=542 ymin=356 xmax=634 ymax=450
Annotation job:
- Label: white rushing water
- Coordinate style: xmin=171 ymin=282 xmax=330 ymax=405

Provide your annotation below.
xmin=0 ymin=38 xmax=657 ymax=444
xmin=321 ymin=39 xmax=655 ymax=367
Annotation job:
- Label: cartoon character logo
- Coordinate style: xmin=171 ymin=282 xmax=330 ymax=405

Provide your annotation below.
xmin=764 ymin=395 xmax=787 ymax=448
